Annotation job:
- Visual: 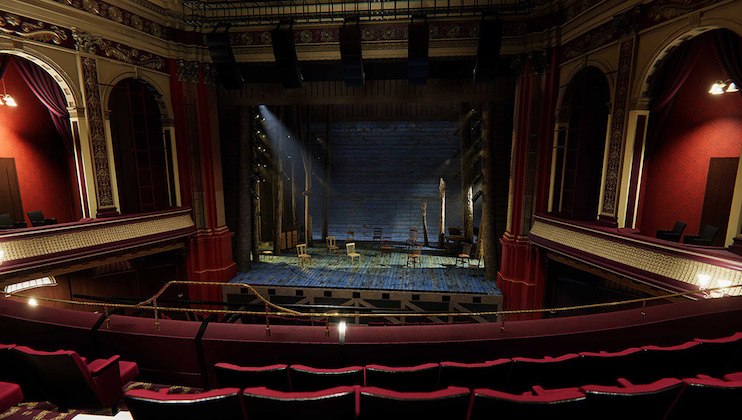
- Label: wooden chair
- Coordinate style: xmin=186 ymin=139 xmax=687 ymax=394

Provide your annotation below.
xmin=297 ymin=244 xmax=311 ymax=267
xmin=407 ymin=244 xmax=422 ymax=267
xmin=406 ymin=228 xmax=418 ymax=250
xmin=347 ymin=243 xmax=361 ymax=264
xmin=346 ymin=230 xmax=355 ymax=243
xmin=326 ymin=236 xmax=339 ymax=256
xmin=380 ymin=236 xmax=393 ymax=260
xmin=373 ymin=228 xmax=383 ymax=243
xmin=259 ymin=242 xmax=273 ymax=261
xmin=456 ymin=243 xmax=472 ymax=267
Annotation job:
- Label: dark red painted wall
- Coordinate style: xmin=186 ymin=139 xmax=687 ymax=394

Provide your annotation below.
xmin=0 ymin=60 xmax=75 ymax=224
xmin=638 ymin=45 xmax=742 ymax=240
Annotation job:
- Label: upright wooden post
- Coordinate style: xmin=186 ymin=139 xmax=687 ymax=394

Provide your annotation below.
xmin=438 ymin=178 xmax=446 ymax=248
xmin=237 ymin=107 xmax=253 ymax=271
xmin=273 ymin=106 xmax=284 ymax=254
xmin=290 ymin=155 xmax=297 ymax=229
xmin=321 ymin=107 xmax=331 ymax=241
xmin=421 ymin=201 xmax=429 ymax=247
xmin=481 ymin=103 xmax=498 ymax=280
xmin=301 ymin=106 xmax=313 ymax=246
xmin=461 ymin=102 xmax=475 ymax=243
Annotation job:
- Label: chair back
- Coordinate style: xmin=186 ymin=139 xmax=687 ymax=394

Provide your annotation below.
xmin=409 ymin=228 xmax=418 ymax=240
xmin=448 ymin=226 xmax=462 ymax=236
xmin=360 ymin=386 xmax=470 ymax=419
xmin=347 ymin=243 xmax=356 ymax=255
xmin=381 ymin=237 xmax=392 ymax=247
xmin=365 ymin=363 xmax=440 ymax=392
xmin=326 ymin=236 xmax=336 ymax=247
xmin=347 ymin=230 xmax=354 ymax=241
xmin=373 ymin=228 xmax=382 ymax=238
xmin=0 ymin=214 xmax=13 ymax=229
xmin=125 ymin=388 xmax=247 ymax=420
xmin=461 ymin=243 xmax=472 ymax=255
xmin=289 ymin=365 xmax=365 ymax=391
xmin=297 ymin=244 xmax=307 ymax=256
xmin=12 ymin=346 xmax=102 ymax=409
xmin=412 ymin=244 xmax=422 ymax=255
xmin=214 ymin=363 xmax=291 ymax=391
xmin=672 ymin=221 xmax=687 ymax=234
xmin=244 ymin=386 xmax=356 ymax=420
xmin=702 ymin=225 xmax=719 ymax=240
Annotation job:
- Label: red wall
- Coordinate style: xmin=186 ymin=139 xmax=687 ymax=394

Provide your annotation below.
xmin=0 ymin=60 xmax=75 ymax=224
xmin=638 ymin=45 xmax=742 ymax=239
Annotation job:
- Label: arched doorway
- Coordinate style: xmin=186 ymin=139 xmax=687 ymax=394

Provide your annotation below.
xmin=551 ymin=66 xmax=610 ymax=221
xmin=108 ymin=78 xmax=175 ymax=214
xmin=0 ymin=54 xmax=82 ymax=226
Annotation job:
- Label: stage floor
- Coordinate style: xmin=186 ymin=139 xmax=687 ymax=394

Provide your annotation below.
xmin=231 ymin=241 xmax=501 ymax=295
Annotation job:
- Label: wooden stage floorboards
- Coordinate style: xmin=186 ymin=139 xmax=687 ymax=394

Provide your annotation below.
xmin=231 ymin=242 xmax=501 ymax=295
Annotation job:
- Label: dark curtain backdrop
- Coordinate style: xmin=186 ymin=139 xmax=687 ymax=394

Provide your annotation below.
xmin=0 ymin=55 xmax=8 ymax=80
xmin=10 ymin=56 xmax=73 ymax=153
xmin=714 ymin=29 xmax=742 ymax=98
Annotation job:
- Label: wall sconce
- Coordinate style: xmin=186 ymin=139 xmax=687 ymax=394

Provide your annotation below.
xmin=0 ymin=79 xmax=16 ymax=107
xmin=709 ymin=79 xmax=738 ymax=95
xmin=338 ymin=320 xmax=347 ymax=345
xmin=28 ymin=298 xmax=38 ymax=307
xmin=697 ymin=274 xmax=711 ymax=298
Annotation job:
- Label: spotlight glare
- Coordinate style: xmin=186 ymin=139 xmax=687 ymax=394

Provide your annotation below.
xmin=28 ymin=298 xmax=38 ymax=307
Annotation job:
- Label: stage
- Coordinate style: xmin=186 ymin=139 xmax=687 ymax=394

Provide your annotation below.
xmin=231 ymin=241 xmax=501 ymax=295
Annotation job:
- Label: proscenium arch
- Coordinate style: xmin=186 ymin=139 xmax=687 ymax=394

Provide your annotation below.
xmin=556 ymin=58 xmax=616 ymax=121
xmin=103 ymin=72 xmax=173 ymax=122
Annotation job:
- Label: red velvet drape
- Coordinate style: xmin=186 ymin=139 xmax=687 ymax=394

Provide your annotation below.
xmin=10 ymin=57 xmax=73 ymax=154
xmin=714 ymin=29 xmax=742 ymax=98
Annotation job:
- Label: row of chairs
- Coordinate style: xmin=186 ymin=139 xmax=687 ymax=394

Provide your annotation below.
xmin=656 ymin=220 xmax=719 ymax=245
xmin=0 ymin=211 xmax=57 ymax=229
xmin=122 ymin=374 xmax=742 ymax=420
xmin=0 ymin=343 xmax=138 ymax=412
xmin=212 ymin=332 xmax=742 ymax=394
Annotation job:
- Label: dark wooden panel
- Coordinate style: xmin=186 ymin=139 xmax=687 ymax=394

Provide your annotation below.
xmin=700 ymin=157 xmax=738 ymax=246
xmin=0 ymin=158 xmax=24 ymax=222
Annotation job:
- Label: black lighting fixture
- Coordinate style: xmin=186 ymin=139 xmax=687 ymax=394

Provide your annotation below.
xmin=408 ymin=14 xmax=429 ymax=86
xmin=205 ymin=23 xmax=244 ymax=90
xmin=473 ymin=14 xmax=503 ymax=84
xmin=339 ymin=17 xmax=364 ymax=87
xmin=271 ymin=20 xmax=303 ymax=88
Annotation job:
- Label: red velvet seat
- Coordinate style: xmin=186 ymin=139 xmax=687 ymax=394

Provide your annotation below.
xmin=578 ymin=347 xmax=645 ymax=385
xmin=723 ymin=371 xmax=742 ymax=381
xmin=665 ymin=376 xmax=742 ymax=419
xmin=439 ymin=359 xmax=512 ymax=389
xmin=365 ymin=363 xmax=440 ymax=392
xmin=639 ymin=341 xmax=703 ymax=382
xmin=359 ymin=386 xmax=470 ymax=420
xmin=581 ymin=378 xmax=683 ymax=419
xmin=11 ymin=346 xmax=138 ymax=410
xmin=214 ymin=363 xmax=291 ymax=391
xmin=695 ymin=332 xmax=742 ymax=376
xmin=125 ymin=388 xmax=246 ymax=420
xmin=468 ymin=387 xmax=586 ymax=419
xmin=0 ymin=382 xmax=23 ymax=413
xmin=507 ymin=353 xmax=582 ymax=393
xmin=289 ymin=365 xmax=365 ymax=391
xmin=243 ymin=386 xmax=356 ymax=420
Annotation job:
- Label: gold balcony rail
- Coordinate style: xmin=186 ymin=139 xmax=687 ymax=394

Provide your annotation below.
xmin=6 ymin=280 xmax=741 ymax=335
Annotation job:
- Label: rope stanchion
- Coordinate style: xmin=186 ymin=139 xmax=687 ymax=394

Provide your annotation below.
xmin=265 ymin=303 xmax=271 ymax=337
xmin=104 ymin=306 xmax=110 ymax=329
xmin=500 ymin=314 xmax=506 ymax=333
xmin=325 ymin=317 xmax=330 ymax=337
xmin=6 ymin=281 xmax=741 ymax=324
xmin=641 ymin=300 xmax=647 ymax=317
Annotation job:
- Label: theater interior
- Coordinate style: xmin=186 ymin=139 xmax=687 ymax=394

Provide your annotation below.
xmin=1 ymin=0 xmax=742 ymax=418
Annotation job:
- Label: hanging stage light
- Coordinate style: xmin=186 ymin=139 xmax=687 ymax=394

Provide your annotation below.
xmin=709 ymin=80 xmax=726 ymax=95
xmin=727 ymin=82 xmax=739 ymax=93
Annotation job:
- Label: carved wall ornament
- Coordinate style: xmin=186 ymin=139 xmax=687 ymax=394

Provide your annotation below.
xmin=81 ymin=57 xmax=115 ymax=208
xmin=176 ymin=60 xmax=199 ymax=84
xmin=72 ymin=28 xmax=104 ymax=54
xmin=55 ymin=0 xmax=171 ymax=40
xmin=0 ymin=13 xmax=71 ymax=46
xmin=202 ymin=63 xmax=217 ymax=86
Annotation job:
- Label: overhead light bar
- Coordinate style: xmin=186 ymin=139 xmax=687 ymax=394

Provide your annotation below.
xmin=3 ymin=276 xmax=57 ymax=296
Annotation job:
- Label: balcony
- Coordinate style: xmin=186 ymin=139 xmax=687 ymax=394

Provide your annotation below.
xmin=529 ymin=215 xmax=742 ymax=296
xmin=0 ymin=208 xmax=196 ymax=283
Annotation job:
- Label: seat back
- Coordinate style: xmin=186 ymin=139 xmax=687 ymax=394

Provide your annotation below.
xmin=125 ymin=388 xmax=246 ymax=420
xmin=582 ymin=378 xmax=683 ymax=419
xmin=360 ymin=386 xmax=470 ymax=420
xmin=578 ymin=347 xmax=646 ymax=385
xmin=469 ymin=388 xmax=586 ymax=419
xmin=666 ymin=377 xmax=742 ymax=419
xmin=439 ymin=359 xmax=511 ymax=389
xmin=448 ymin=226 xmax=462 ymax=236
xmin=0 ymin=214 xmax=13 ymax=229
xmin=326 ymin=236 xmax=336 ymax=247
xmin=409 ymin=228 xmax=417 ymax=240
xmin=381 ymin=237 xmax=392 ymax=248
xmin=26 ymin=211 xmax=45 ymax=226
xmin=289 ymin=365 xmax=364 ymax=391
xmin=702 ymin=225 xmax=719 ymax=240
xmin=0 ymin=344 xmax=44 ymax=401
xmin=346 ymin=243 xmax=356 ymax=255
xmin=365 ymin=363 xmax=440 ymax=392
xmin=460 ymin=243 xmax=472 ymax=256
xmin=12 ymin=346 xmax=101 ymax=409
xmin=695 ymin=332 xmax=742 ymax=376
xmin=507 ymin=354 xmax=582 ymax=393
xmin=296 ymin=244 xmax=307 ymax=256
xmin=214 ymin=363 xmax=291 ymax=391
xmin=243 ymin=386 xmax=356 ymax=420
xmin=639 ymin=341 xmax=703 ymax=382
xmin=672 ymin=221 xmax=687 ymax=234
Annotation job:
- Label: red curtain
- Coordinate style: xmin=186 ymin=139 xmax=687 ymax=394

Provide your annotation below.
xmin=10 ymin=57 xmax=73 ymax=154
xmin=713 ymin=29 xmax=742 ymax=98
xmin=0 ymin=55 xmax=8 ymax=80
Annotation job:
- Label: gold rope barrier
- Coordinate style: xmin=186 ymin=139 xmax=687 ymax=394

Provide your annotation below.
xmin=7 ymin=281 xmax=742 ymax=324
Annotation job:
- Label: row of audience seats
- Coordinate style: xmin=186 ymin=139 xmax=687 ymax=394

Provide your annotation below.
xmin=212 ymin=332 xmax=742 ymax=393
xmin=0 ymin=343 xmax=138 ymax=411
xmin=124 ymin=374 xmax=742 ymax=420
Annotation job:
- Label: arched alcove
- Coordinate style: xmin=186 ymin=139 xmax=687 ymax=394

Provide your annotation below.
xmin=550 ymin=66 xmax=610 ymax=221
xmin=108 ymin=78 xmax=176 ymax=214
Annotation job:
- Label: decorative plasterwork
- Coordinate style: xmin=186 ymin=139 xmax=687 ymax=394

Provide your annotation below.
xmin=0 ymin=12 xmax=73 ymax=48
xmin=53 ymin=0 xmax=170 ymax=40
xmin=530 ymin=219 xmax=742 ymax=295
xmin=0 ymin=211 xmax=195 ymax=264
xmin=176 ymin=59 xmax=199 ymax=84
xmin=641 ymin=0 xmax=725 ymax=28
xmin=601 ymin=38 xmax=634 ymax=216
xmin=202 ymin=62 xmax=217 ymax=86
xmin=81 ymin=57 xmax=115 ymax=208
xmin=71 ymin=28 xmax=166 ymax=71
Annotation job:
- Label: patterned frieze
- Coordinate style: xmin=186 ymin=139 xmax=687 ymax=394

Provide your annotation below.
xmin=72 ymin=28 xmax=166 ymax=71
xmin=0 ymin=12 xmax=73 ymax=48
xmin=176 ymin=59 xmax=199 ymax=84
xmin=52 ymin=0 xmax=171 ymax=40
